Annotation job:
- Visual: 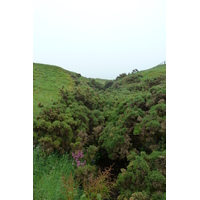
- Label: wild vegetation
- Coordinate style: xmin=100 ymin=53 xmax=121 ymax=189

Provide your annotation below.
xmin=33 ymin=63 xmax=166 ymax=199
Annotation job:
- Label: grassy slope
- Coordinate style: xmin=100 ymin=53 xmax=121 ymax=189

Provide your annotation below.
xmin=33 ymin=63 xmax=109 ymax=119
xmin=115 ymin=64 xmax=166 ymax=85
xmin=94 ymin=78 xmax=108 ymax=85
xmin=139 ymin=64 xmax=166 ymax=80
xmin=107 ymin=64 xmax=166 ymax=97
xmin=33 ymin=63 xmax=75 ymax=119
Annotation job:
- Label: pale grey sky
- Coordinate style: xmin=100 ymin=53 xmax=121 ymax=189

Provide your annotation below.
xmin=33 ymin=0 xmax=166 ymax=79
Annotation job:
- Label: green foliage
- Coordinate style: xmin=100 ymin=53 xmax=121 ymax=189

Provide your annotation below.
xmin=84 ymin=145 xmax=99 ymax=165
xmin=131 ymin=94 xmax=146 ymax=109
xmin=145 ymin=120 xmax=161 ymax=132
xmin=33 ymin=104 xmax=73 ymax=154
xmin=116 ymin=73 xmax=127 ymax=80
xmin=74 ymin=164 xmax=97 ymax=185
xmin=145 ymin=150 xmax=166 ymax=176
xmin=88 ymin=78 xmax=104 ymax=90
xmin=82 ymin=166 xmax=114 ymax=200
xmin=129 ymin=191 xmax=149 ymax=200
xmin=151 ymin=192 xmax=166 ymax=200
xmin=116 ymin=153 xmax=150 ymax=198
xmin=99 ymin=122 xmax=131 ymax=160
xmin=147 ymin=170 xmax=166 ymax=193
xmin=33 ymin=63 xmax=166 ymax=199
xmin=150 ymin=103 xmax=166 ymax=118
xmin=115 ymin=150 xmax=166 ymax=199
xmin=133 ymin=123 xmax=142 ymax=135
xmin=104 ymin=80 xmax=114 ymax=89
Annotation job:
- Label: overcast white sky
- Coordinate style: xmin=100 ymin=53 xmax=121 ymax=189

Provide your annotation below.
xmin=33 ymin=0 xmax=166 ymax=79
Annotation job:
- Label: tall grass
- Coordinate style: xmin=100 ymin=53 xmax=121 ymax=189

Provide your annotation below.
xmin=33 ymin=147 xmax=81 ymax=200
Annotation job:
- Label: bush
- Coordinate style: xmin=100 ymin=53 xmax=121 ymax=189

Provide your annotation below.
xmin=133 ymin=123 xmax=142 ymax=135
xmin=116 ymin=73 xmax=127 ymax=80
xmin=104 ymin=80 xmax=113 ymax=89
xmin=116 ymin=152 xmax=150 ymax=198
xmin=151 ymin=192 xmax=166 ymax=200
xmin=75 ymin=164 xmax=97 ymax=186
xmin=34 ymin=105 xmax=73 ymax=154
xmin=84 ymin=145 xmax=99 ymax=165
xmin=115 ymin=150 xmax=166 ymax=199
xmin=129 ymin=191 xmax=149 ymax=200
xmin=147 ymin=170 xmax=166 ymax=193
xmin=61 ymin=173 xmax=79 ymax=200
xmin=150 ymin=103 xmax=166 ymax=118
xmin=82 ymin=165 xmax=114 ymax=200
xmin=99 ymin=122 xmax=131 ymax=160
xmin=88 ymin=79 xmax=104 ymax=90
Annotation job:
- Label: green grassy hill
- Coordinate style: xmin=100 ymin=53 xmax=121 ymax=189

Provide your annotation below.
xmin=34 ymin=63 xmax=81 ymax=119
xmin=33 ymin=63 xmax=166 ymax=200
xmin=33 ymin=63 xmax=166 ymax=119
xmin=33 ymin=63 xmax=165 ymax=105
xmin=34 ymin=63 xmax=71 ymax=118
xmin=33 ymin=63 xmax=110 ymax=119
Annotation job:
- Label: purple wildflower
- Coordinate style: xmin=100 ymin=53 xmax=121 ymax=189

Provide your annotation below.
xmin=72 ymin=150 xmax=86 ymax=167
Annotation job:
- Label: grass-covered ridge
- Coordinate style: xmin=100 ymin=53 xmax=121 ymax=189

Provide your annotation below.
xmin=33 ymin=63 xmax=109 ymax=119
xmin=33 ymin=63 xmax=166 ymax=200
xmin=34 ymin=63 xmax=75 ymax=119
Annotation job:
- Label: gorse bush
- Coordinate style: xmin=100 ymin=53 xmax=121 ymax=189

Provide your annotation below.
xmin=33 ymin=104 xmax=73 ymax=154
xmin=115 ymin=150 xmax=166 ymax=199
xmin=74 ymin=164 xmax=98 ymax=186
xmin=82 ymin=165 xmax=114 ymax=200
xmin=129 ymin=191 xmax=149 ymax=200
xmin=99 ymin=122 xmax=131 ymax=160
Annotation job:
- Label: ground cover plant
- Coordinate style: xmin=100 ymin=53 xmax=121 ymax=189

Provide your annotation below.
xmin=33 ymin=63 xmax=166 ymax=199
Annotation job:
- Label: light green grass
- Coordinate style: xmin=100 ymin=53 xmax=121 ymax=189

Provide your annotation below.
xmin=33 ymin=63 xmax=75 ymax=119
xmin=138 ymin=64 xmax=166 ymax=80
xmin=95 ymin=78 xmax=108 ymax=85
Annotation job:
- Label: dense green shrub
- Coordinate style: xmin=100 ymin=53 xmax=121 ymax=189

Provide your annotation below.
xmin=82 ymin=165 xmax=114 ymax=200
xmin=145 ymin=150 xmax=166 ymax=176
xmin=116 ymin=73 xmax=127 ymax=80
xmin=88 ymin=79 xmax=104 ymax=90
xmin=115 ymin=150 xmax=166 ymax=199
xmin=84 ymin=145 xmax=99 ymax=165
xmin=33 ymin=105 xmax=73 ymax=154
xmin=129 ymin=191 xmax=149 ymax=200
xmin=104 ymin=80 xmax=114 ymax=89
xmin=147 ymin=170 xmax=166 ymax=193
xmin=99 ymin=122 xmax=131 ymax=160
xmin=133 ymin=123 xmax=142 ymax=135
xmin=150 ymin=103 xmax=166 ymax=118
xmin=116 ymin=151 xmax=150 ymax=198
xmin=151 ymin=192 xmax=166 ymax=200
xmin=74 ymin=164 xmax=97 ymax=185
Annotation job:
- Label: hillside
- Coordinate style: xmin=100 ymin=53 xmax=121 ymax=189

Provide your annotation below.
xmin=33 ymin=63 xmax=166 ymax=200
xmin=33 ymin=63 xmax=102 ymax=119
xmin=33 ymin=63 xmax=165 ymax=118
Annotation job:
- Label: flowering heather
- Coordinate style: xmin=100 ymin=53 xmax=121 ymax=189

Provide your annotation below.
xmin=72 ymin=150 xmax=86 ymax=167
